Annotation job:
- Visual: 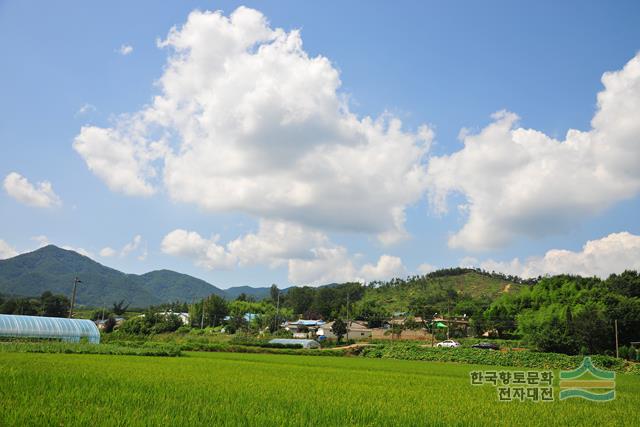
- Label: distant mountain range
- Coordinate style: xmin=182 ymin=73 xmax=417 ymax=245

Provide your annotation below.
xmin=0 ymin=245 xmax=277 ymax=307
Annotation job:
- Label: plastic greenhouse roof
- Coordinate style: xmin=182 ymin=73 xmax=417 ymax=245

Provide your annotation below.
xmin=287 ymin=320 xmax=325 ymax=326
xmin=0 ymin=314 xmax=101 ymax=343
xmin=268 ymin=338 xmax=320 ymax=348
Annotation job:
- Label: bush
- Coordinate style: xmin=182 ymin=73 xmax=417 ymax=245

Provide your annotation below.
xmin=359 ymin=343 xmax=635 ymax=373
xmin=176 ymin=325 xmax=191 ymax=334
xmin=119 ymin=317 xmax=150 ymax=335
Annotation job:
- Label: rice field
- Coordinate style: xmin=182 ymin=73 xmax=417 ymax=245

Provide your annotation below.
xmin=1 ymin=351 xmax=638 ymax=426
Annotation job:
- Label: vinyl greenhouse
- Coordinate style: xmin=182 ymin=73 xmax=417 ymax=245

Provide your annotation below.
xmin=0 ymin=314 xmax=100 ymax=343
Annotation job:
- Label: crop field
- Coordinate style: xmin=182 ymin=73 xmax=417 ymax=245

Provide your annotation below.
xmin=1 ymin=352 xmax=638 ymax=426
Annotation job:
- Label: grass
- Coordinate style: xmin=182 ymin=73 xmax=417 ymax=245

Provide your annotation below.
xmin=0 ymin=341 xmax=181 ymax=357
xmin=1 ymin=352 xmax=638 ymax=426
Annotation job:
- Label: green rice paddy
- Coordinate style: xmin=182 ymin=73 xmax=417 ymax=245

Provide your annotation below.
xmin=1 ymin=352 xmax=638 ymax=426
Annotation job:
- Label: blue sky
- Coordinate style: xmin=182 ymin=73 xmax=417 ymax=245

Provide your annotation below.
xmin=1 ymin=1 xmax=639 ymax=288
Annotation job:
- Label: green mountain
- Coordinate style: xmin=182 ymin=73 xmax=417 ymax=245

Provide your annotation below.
xmin=0 ymin=246 xmax=526 ymax=311
xmin=359 ymin=271 xmax=524 ymax=313
xmin=0 ymin=245 xmax=225 ymax=307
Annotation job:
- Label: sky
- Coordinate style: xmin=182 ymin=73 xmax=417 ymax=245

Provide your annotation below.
xmin=1 ymin=1 xmax=640 ymax=288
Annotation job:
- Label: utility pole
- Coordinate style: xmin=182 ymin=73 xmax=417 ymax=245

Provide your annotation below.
xmin=275 ymin=290 xmax=280 ymax=332
xmin=200 ymin=297 xmax=206 ymax=329
xmin=346 ymin=292 xmax=350 ymax=341
xmin=615 ymin=319 xmax=619 ymax=358
xmin=68 ymin=277 xmax=81 ymax=319
xmin=446 ymin=301 xmax=450 ymax=340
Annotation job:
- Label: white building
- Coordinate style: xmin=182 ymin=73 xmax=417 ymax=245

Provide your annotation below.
xmin=317 ymin=320 xmax=372 ymax=340
xmin=283 ymin=319 xmax=325 ymax=338
xmin=158 ymin=311 xmax=190 ymax=325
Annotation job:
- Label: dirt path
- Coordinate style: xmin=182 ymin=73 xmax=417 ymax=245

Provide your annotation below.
xmin=321 ymin=343 xmax=372 ymax=351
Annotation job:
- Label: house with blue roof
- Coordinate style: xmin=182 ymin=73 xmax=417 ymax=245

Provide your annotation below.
xmin=283 ymin=319 xmax=325 ymax=338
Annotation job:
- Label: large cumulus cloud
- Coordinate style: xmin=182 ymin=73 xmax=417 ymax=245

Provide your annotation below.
xmin=427 ymin=54 xmax=640 ymax=251
xmin=74 ymin=7 xmax=432 ymax=244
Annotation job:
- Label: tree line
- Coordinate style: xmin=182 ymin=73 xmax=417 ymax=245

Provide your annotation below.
xmin=483 ymin=271 xmax=640 ymax=356
xmin=0 ymin=292 xmax=70 ymax=317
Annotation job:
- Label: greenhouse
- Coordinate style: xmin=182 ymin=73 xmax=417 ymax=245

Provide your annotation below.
xmin=268 ymin=338 xmax=320 ymax=349
xmin=0 ymin=314 xmax=100 ymax=344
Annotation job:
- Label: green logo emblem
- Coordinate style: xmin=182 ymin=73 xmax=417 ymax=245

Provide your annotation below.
xmin=559 ymin=357 xmax=615 ymax=401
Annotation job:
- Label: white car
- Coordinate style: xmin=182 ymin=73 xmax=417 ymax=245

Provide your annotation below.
xmin=436 ymin=340 xmax=461 ymax=348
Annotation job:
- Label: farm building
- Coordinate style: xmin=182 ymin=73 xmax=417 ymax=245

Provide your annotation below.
xmin=157 ymin=311 xmax=190 ymax=325
xmin=283 ymin=319 xmax=325 ymax=338
xmin=0 ymin=314 xmax=100 ymax=344
xmin=317 ymin=321 xmax=372 ymax=340
xmin=268 ymin=338 xmax=320 ymax=349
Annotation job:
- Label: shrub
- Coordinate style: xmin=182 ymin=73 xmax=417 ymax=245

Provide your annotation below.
xmin=360 ymin=343 xmax=633 ymax=373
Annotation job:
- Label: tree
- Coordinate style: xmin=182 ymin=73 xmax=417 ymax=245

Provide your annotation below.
xmin=270 ymin=284 xmax=280 ymax=305
xmin=607 ymin=270 xmax=640 ymax=298
xmin=103 ymin=316 xmax=117 ymax=333
xmin=119 ymin=316 xmax=150 ymax=335
xmin=40 ymin=292 xmax=70 ymax=317
xmin=190 ymin=294 xmax=229 ymax=328
xmin=403 ymin=316 xmax=421 ymax=331
xmin=385 ymin=323 xmax=404 ymax=340
xmin=112 ymin=300 xmax=129 ymax=315
xmin=1 ymin=298 xmax=17 ymax=314
xmin=484 ymin=298 xmax=518 ymax=338
xmin=354 ymin=300 xmax=389 ymax=328
xmin=312 ymin=287 xmax=338 ymax=319
xmin=331 ymin=319 xmax=348 ymax=343
xmin=286 ymin=287 xmax=315 ymax=315
xmin=13 ymin=298 xmax=38 ymax=315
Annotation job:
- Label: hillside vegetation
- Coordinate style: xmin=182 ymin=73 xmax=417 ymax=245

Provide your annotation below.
xmin=361 ymin=270 xmax=522 ymax=312
xmin=0 ymin=245 xmax=225 ymax=307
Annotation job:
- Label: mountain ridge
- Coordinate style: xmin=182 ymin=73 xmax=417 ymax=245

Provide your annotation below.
xmin=0 ymin=245 xmax=272 ymax=306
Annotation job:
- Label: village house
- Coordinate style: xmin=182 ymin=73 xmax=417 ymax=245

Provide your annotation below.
xmin=95 ymin=317 xmax=125 ymax=330
xmin=158 ymin=311 xmax=190 ymax=325
xmin=283 ymin=319 xmax=325 ymax=338
xmin=317 ymin=320 xmax=372 ymax=340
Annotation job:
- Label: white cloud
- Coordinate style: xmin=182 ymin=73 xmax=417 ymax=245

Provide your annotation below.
xmin=0 ymin=239 xmax=18 ymax=259
xmin=73 ymin=125 xmax=165 ymax=196
xmin=3 ymin=172 xmax=62 ymax=208
xmin=100 ymin=235 xmax=145 ymax=259
xmin=121 ymin=235 xmax=142 ymax=257
xmin=227 ymin=219 xmax=329 ymax=267
xmin=417 ymin=263 xmax=436 ymax=274
xmin=479 ymin=232 xmax=640 ymax=279
xmin=360 ymin=255 xmax=406 ymax=282
xmin=31 ymin=235 xmax=49 ymax=248
xmin=427 ymin=53 xmax=640 ymax=251
xmin=75 ymin=103 xmax=96 ymax=116
xmin=119 ymin=44 xmax=133 ymax=55
xmin=161 ymin=220 xmax=406 ymax=285
xmin=459 ymin=256 xmax=479 ymax=268
xmin=161 ymin=229 xmax=235 ymax=270
xmin=74 ymin=7 xmax=432 ymax=243
xmin=137 ymin=246 xmax=148 ymax=261
xmin=99 ymin=247 xmax=117 ymax=257
xmin=287 ymin=246 xmax=359 ymax=285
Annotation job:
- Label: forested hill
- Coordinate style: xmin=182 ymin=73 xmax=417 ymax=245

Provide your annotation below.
xmin=0 ymin=246 xmax=528 ymax=311
xmin=0 ymin=245 xmax=225 ymax=307
xmin=360 ymin=270 xmax=523 ymax=312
